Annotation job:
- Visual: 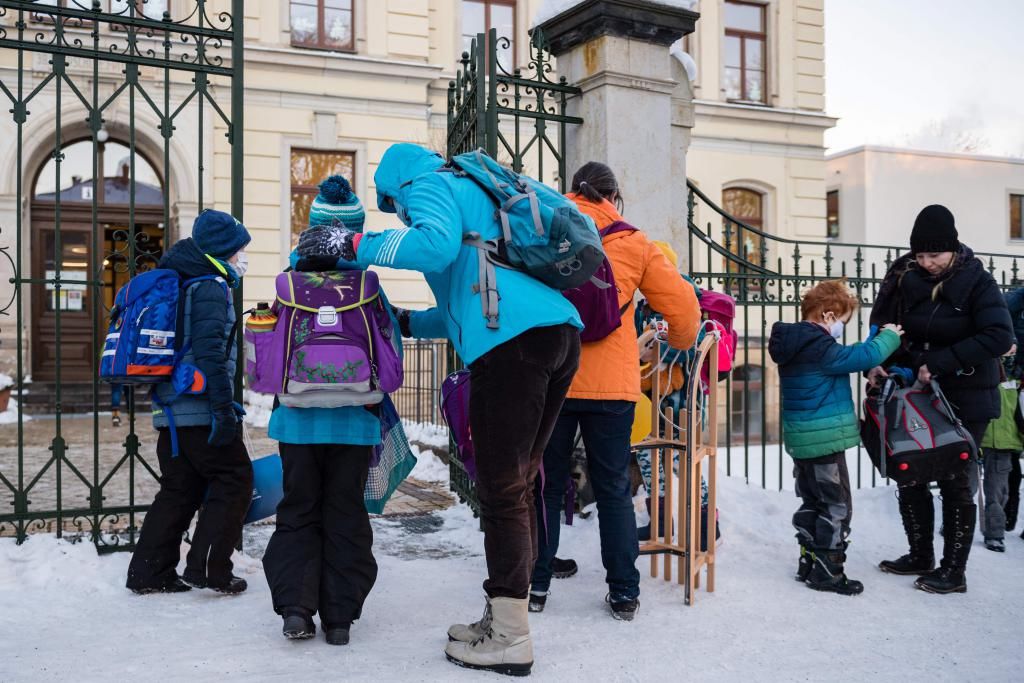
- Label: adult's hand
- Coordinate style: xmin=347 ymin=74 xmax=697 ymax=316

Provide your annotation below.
xmin=638 ymin=328 xmax=658 ymax=363
xmin=867 ymin=366 xmax=889 ymax=388
xmin=917 ymin=364 xmax=932 ymax=386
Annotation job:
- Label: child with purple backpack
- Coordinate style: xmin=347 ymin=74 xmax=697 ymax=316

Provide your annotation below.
xmin=259 ymin=176 xmax=402 ymax=647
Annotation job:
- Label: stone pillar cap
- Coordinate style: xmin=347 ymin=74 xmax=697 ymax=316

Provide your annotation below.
xmin=535 ymin=0 xmax=699 ymax=56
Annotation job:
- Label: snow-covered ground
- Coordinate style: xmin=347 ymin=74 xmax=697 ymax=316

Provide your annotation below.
xmin=0 ymin=455 xmax=1017 ymax=682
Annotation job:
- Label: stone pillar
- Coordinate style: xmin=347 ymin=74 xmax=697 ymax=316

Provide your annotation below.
xmin=539 ymin=0 xmax=698 ymax=250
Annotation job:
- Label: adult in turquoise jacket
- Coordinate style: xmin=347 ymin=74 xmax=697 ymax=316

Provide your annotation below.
xmin=295 ymin=143 xmax=582 ymax=676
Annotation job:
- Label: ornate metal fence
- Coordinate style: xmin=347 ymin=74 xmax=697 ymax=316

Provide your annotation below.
xmin=445 ymin=28 xmax=582 ymax=513
xmin=0 ymin=0 xmax=244 ymax=549
xmin=686 ymin=179 xmax=1022 ymax=490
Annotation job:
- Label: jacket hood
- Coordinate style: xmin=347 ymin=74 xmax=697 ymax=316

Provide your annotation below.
xmin=769 ymin=321 xmax=829 ymax=365
xmin=159 ymin=237 xmax=237 ymax=285
xmin=373 ymin=143 xmax=446 ymax=214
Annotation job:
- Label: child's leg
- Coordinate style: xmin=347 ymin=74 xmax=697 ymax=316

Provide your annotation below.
xmin=982 ymin=450 xmax=1011 ymax=541
xmin=263 ymin=443 xmax=327 ymax=619
xmin=318 ymin=444 xmax=377 ymax=629
xmin=1006 ymin=454 xmax=1021 ymax=531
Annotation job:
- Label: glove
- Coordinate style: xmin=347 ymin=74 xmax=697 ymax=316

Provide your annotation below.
xmin=391 ymin=305 xmax=413 ymax=338
xmin=208 ymin=406 xmax=239 ymax=447
xmin=296 ymin=225 xmax=360 ymax=262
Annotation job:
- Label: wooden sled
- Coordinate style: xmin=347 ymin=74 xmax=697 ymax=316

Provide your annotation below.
xmin=634 ymin=334 xmax=719 ymax=605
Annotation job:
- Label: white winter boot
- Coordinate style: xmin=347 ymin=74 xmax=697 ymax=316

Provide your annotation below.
xmin=447 ymin=597 xmax=491 ymax=643
xmin=444 ymin=597 xmax=533 ymax=677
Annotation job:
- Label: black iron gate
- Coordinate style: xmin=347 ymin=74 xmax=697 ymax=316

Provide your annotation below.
xmin=445 ymin=28 xmax=581 ymax=512
xmin=0 ymin=0 xmax=244 ymax=549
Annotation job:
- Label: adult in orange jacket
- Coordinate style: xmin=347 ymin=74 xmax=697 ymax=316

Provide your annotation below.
xmin=529 ymin=162 xmax=700 ymax=620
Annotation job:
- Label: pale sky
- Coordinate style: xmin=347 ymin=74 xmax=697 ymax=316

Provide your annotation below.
xmin=824 ymin=0 xmax=1024 ymax=157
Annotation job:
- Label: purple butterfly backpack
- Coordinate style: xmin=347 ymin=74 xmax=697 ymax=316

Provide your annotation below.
xmin=245 ymin=269 xmax=402 ymax=407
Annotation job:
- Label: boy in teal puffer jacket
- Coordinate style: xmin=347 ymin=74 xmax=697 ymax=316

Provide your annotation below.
xmin=262 ymin=177 xmax=401 ymax=648
xmin=768 ymin=279 xmax=903 ymax=595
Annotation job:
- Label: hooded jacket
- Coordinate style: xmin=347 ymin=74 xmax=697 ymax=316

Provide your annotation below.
xmin=356 ymin=144 xmax=582 ymax=365
xmin=981 ymin=382 xmax=1024 ymax=452
xmin=768 ymin=322 xmax=900 ymax=459
xmin=152 ymin=238 xmax=238 ymax=429
xmin=564 ymin=194 xmax=700 ymax=402
xmin=870 ymin=249 xmax=1014 ymax=422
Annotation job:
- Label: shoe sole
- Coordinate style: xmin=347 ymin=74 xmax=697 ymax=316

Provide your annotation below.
xmin=552 ymin=568 xmax=578 ymax=579
xmin=877 ymin=565 xmax=934 ymax=576
xmin=182 ymin=578 xmax=247 ymax=595
xmin=129 ymin=586 xmax=191 ymax=595
xmin=284 ymin=631 xmax=316 ymax=640
xmin=445 ymin=653 xmax=532 ymax=677
xmin=805 ymin=583 xmax=864 ymax=597
xmin=915 ymin=583 xmax=967 ymax=595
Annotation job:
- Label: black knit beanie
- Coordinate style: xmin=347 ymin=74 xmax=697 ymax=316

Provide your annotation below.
xmin=910 ymin=204 xmax=959 ymax=254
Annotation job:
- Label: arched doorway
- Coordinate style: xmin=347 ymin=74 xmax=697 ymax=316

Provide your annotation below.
xmin=30 ymin=138 xmax=166 ymax=382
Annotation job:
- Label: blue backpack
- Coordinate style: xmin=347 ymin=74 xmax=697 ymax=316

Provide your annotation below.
xmin=445 ymin=149 xmax=606 ymax=329
xmin=101 ymin=269 xmax=236 ymax=454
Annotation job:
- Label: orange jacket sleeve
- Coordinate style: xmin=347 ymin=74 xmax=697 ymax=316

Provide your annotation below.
xmin=638 ymin=241 xmax=701 ymax=350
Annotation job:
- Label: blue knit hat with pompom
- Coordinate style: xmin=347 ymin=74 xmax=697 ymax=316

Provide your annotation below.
xmin=308 ymin=175 xmax=365 ymax=232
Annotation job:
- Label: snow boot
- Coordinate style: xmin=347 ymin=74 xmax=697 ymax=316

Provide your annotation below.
xmin=805 ymin=550 xmax=864 ymax=596
xmin=607 ymin=593 xmax=640 ymax=621
xmin=444 ymin=597 xmax=533 ymax=677
xmin=795 ymin=544 xmax=812 ymax=582
xmin=984 ymin=538 xmax=1006 ymax=553
xmin=879 ymin=487 xmax=935 ymax=575
xmin=916 ymin=503 xmax=974 ymax=595
xmin=528 ymin=591 xmax=548 ymax=613
xmin=282 ymin=614 xmax=316 ymax=640
xmin=447 ymin=597 xmax=491 ymax=643
xmin=325 ymin=624 xmax=351 ymax=646
xmin=183 ymin=571 xmax=248 ymax=595
xmin=128 ymin=575 xmax=192 ymax=595
xmin=552 ymin=557 xmax=578 ymax=579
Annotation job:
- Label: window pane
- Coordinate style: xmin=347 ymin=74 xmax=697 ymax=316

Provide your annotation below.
xmin=723 ymin=189 xmax=763 ymax=222
xmin=291 ymin=0 xmax=319 ymax=45
xmin=724 ymin=35 xmax=741 ymax=69
xmin=462 ymin=1 xmax=485 ymax=39
xmin=492 ymin=4 xmax=515 ymax=71
xmin=744 ymin=37 xmax=764 ymax=70
xmin=43 ymin=231 xmax=90 ymax=313
xmin=724 ymin=67 xmax=742 ymax=100
xmin=1012 ymin=195 xmax=1023 ymax=240
xmin=827 ymin=190 xmax=839 ymax=238
xmin=290 ymin=150 xmax=356 ymax=247
xmin=745 ymin=70 xmax=764 ymax=102
xmin=291 ymin=192 xmax=316 ymax=249
xmin=725 ymin=1 xmax=764 ymax=32
xmin=324 ymin=8 xmax=352 ymax=47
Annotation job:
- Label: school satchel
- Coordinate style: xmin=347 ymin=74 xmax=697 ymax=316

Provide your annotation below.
xmin=244 ymin=269 xmax=403 ymax=407
xmin=861 ymin=378 xmax=976 ymax=487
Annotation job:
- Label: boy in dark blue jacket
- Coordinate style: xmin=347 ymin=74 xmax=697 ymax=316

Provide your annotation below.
xmin=768 ymin=280 xmax=902 ymax=595
xmin=126 ymin=210 xmax=253 ymax=596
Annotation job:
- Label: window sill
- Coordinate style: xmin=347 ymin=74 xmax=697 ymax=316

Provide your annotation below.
xmin=726 ymin=98 xmax=769 ymax=107
xmin=291 ymin=42 xmax=357 ymax=55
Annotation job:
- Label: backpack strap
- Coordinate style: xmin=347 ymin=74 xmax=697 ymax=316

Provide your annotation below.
xmin=464 ymin=232 xmax=501 ymax=330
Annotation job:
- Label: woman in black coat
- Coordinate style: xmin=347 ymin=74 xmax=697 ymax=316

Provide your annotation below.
xmin=868 ymin=205 xmax=1014 ymax=594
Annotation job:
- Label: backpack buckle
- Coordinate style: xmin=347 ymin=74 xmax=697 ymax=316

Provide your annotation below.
xmin=317 ymin=306 xmax=338 ymax=326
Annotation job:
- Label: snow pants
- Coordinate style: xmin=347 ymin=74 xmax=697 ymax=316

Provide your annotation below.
xmin=981 ymin=448 xmax=1015 ymax=541
xmin=262 ymin=443 xmax=376 ymax=628
xmin=127 ymin=426 xmax=253 ymax=589
xmin=792 ymin=452 xmax=852 ymax=552
xmin=470 ymin=324 xmax=580 ymax=600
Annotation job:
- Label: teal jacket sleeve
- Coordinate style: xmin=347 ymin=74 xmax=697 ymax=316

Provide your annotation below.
xmin=820 ymin=329 xmax=901 ymax=376
xmin=409 ymin=307 xmax=447 ymax=340
xmin=355 ymin=174 xmax=462 ymax=274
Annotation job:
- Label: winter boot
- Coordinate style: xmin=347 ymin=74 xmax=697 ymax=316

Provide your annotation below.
xmin=528 ymin=591 xmax=548 ymax=613
xmin=916 ymin=503 xmax=975 ymax=595
xmin=607 ymin=593 xmax=640 ymax=621
xmin=447 ymin=597 xmax=491 ymax=643
xmin=282 ymin=614 xmax=316 ymax=640
xmin=182 ymin=571 xmax=248 ymax=595
xmin=128 ymin=575 xmax=192 ymax=595
xmin=984 ymin=538 xmax=1006 ymax=553
xmin=805 ymin=550 xmax=864 ymax=596
xmin=444 ymin=597 xmax=533 ymax=677
xmin=551 ymin=557 xmax=578 ymax=579
xmin=879 ymin=487 xmax=935 ymax=575
xmin=324 ymin=623 xmax=351 ymax=646
xmin=795 ymin=544 xmax=812 ymax=582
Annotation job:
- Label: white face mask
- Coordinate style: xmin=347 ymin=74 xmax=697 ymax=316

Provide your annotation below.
xmin=829 ymin=319 xmax=845 ymax=340
xmin=231 ymin=250 xmax=249 ymax=278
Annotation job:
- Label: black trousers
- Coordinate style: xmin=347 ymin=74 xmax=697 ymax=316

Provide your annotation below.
xmin=470 ymin=324 xmax=580 ymax=599
xmin=792 ymin=452 xmax=853 ymax=552
xmin=127 ymin=426 xmax=253 ymax=588
xmin=897 ymin=421 xmax=989 ymax=508
xmin=262 ymin=443 xmax=377 ymax=628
